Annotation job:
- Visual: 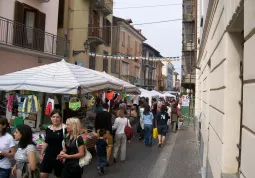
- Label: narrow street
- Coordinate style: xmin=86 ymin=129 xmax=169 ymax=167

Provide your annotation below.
xmin=58 ymin=127 xmax=200 ymax=178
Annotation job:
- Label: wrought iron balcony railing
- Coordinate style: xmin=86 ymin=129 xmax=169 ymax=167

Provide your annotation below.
xmin=0 ymin=16 xmax=70 ymax=57
xmin=134 ymin=78 xmax=156 ymax=86
xmin=88 ymin=25 xmax=111 ymax=45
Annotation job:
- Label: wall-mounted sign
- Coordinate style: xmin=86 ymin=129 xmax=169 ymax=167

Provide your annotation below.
xmin=76 ymin=61 xmax=84 ymax=67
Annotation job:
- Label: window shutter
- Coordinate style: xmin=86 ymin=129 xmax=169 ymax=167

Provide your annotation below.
xmin=13 ymin=1 xmax=24 ymax=46
xmin=14 ymin=1 xmax=24 ymax=23
xmin=37 ymin=11 xmax=46 ymax=31
xmin=58 ymin=0 xmax=65 ymax=28
xmin=36 ymin=11 xmax=46 ymax=51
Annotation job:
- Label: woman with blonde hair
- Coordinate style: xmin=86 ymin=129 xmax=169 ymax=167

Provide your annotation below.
xmin=57 ymin=118 xmax=85 ymax=178
xmin=112 ymin=109 xmax=131 ymax=163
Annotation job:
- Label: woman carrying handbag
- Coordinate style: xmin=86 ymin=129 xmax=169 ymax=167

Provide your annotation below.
xmin=112 ymin=109 xmax=131 ymax=163
xmin=57 ymin=118 xmax=85 ymax=178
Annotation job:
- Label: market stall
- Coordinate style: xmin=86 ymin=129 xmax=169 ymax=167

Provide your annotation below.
xmin=163 ymin=92 xmax=176 ymax=99
xmin=0 ymin=60 xmax=134 ymax=149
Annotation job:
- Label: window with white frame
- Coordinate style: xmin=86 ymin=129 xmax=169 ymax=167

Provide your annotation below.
xmin=122 ymin=61 xmax=128 ymax=75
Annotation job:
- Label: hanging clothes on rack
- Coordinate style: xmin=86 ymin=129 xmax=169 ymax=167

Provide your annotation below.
xmin=133 ymin=95 xmax=139 ymax=105
xmin=7 ymin=94 xmax=17 ymax=112
xmin=101 ymin=92 xmax=106 ymax=103
xmin=22 ymin=95 xmax=39 ymax=113
xmin=105 ymin=91 xmax=114 ymax=100
xmin=69 ymin=97 xmax=81 ymax=111
xmin=121 ymin=92 xmax=127 ymax=99
xmin=45 ymin=97 xmax=54 ymax=116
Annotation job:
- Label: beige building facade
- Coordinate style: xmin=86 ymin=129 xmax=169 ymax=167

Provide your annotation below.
xmin=195 ymin=0 xmax=255 ymax=178
xmin=112 ymin=16 xmax=146 ymax=81
xmin=58 ymin=0 xmax=113 ymax=73
xmin=0 ymin=0 xmax=68 ymax=75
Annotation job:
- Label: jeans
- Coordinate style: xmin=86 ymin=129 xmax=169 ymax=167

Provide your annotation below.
xmin=98 ymin=156 xmax=107 ymax=169
xmin=144 ymin=124 xmax=153 ymax=146
xmin=0 ymin=167 xmax=11 ymax=178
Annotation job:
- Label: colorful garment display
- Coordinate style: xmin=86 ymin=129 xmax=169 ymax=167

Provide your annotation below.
xmin=45 ymin=98 xmax=54 ymax=116
xmin=87 ymin=96 xmax=95 ymax=109
xmin=105 ymin=91 xmax=114 ymax=100
xmin=116 ymin=94 xmax=121 ymax=102
xmin=69 ymin=97 xmax=81 ymax=111
xmin=133 ymin=95 xmax=139 ymax=105
xmin=121 ymin=92 xmax=127 ymax=99
xmin=22 ymin=95 xmax=39 ymax=113
xmin=7 ymin=95 xmax=18 ymax=112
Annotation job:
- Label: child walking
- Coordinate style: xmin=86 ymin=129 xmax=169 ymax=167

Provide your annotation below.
xmin=96 ymin=130 xmax=108 ymax=175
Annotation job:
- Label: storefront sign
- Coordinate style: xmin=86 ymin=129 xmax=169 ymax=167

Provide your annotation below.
xmin=181 ymin=95 xmax=190 ymax=107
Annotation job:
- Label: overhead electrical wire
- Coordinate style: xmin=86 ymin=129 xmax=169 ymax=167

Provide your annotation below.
xmin=71 ymin=18 xmax=182 ymax=29
xmin=71 ymin=3 xmax=184 ymax=11
xmin=113 ymin=3 xmax=182 ymax=9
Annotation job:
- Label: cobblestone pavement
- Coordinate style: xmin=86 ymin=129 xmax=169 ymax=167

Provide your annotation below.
xmin=11 ymin=126 xmax=201 ymax=178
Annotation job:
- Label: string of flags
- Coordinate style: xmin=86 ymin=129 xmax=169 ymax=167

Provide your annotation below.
xmin=87 ymin=52 xmax=181 ymax=62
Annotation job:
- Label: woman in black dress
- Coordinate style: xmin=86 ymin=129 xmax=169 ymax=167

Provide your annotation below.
xmin=57 ymin=118 xmax=85 ymax=178
xmin=40 ymin=110 xmax=66 ymax=178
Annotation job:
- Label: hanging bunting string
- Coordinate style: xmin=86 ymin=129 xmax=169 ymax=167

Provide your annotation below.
xmin=87 ymin=52 xmax=181 ymax=62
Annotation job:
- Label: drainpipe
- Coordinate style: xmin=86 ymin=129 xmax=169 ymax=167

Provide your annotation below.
xmin=237 ymin=60 xmax=243 ymax=172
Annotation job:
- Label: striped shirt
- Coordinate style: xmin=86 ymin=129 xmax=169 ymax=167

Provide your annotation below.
xmin=14 ymin=144 xmax=36 ymax=163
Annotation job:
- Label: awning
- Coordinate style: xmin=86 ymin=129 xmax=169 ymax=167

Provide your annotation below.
xmin=0 ymin=60 xmax=123 ymax=94
xmin=99 ymin=72 xmax=141 ymax=94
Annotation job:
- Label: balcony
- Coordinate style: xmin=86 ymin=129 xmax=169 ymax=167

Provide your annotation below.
xmin=142 ymin=60 xmax=156 ymax=68
xmin=182 ymin=42 xmax=195 ymax=51
xmin=0 ymin=16 xmax=69 ymax=58
xmin=90 ymin=0 xmax=113 ymax=16
xmin=134 ymin=78 xmax=156 ymax=87
xmin=88 ymin=25 xmax=110 ymax=46
xmin=183 ymin=14 xmax=195 ymax=22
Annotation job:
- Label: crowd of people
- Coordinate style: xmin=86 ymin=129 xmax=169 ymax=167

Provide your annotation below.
xmin=0 ymin=96 xmax=182 ymax=178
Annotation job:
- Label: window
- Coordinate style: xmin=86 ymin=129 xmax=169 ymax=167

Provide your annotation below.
xmin=103 ymin=18 xmax=111 ymax=45
xmin=13 ymin=1 xmax=46 ymax=51
xmin=89 ymin=46 xmax=96 ymax=70
xmin=58 ymin=0 xmax=65 ymax=28
xmin=135 ymin=41 xmax=137 ymax=56
xmin=135 ymin=67 xmax=140 ymax=77
xmin=122 ymin=61 xmax=128 ymax=75
xmin=127 ymin=35 xmax=130 ymax=47
xmin=103 ymin=51 xmax=108 ymax=73
xmin=122 ymin=31 xmax=125 ymax=46
xmin=111 ymin=59 xmax=119 ymax=73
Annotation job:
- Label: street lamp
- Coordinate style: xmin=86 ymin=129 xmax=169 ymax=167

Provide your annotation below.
xmin=73 ymin=40 xmax=90 ymax=56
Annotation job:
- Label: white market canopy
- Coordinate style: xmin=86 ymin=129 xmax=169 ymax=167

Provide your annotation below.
xmin=139 ymin=88 xmax=153 ymax=98
xmin=150 ymin=90 xmax=165 ymax=97
xmin=163 ymin=92 xmax=176 ymax=99
xmin=99 ymin=71 xmax=140 ymax=94
xmin=0 ymin=60 xmax=124 ymax=94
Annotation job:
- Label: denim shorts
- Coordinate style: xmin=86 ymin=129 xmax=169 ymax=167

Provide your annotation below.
xmin=0 ymin=167 xmax=11 ymax=178
xmin=158 ymin=125 xmax=167 ymax=136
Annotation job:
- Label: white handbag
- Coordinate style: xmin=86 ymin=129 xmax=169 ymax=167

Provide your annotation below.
xmin=76 ymin=139 xmax=92 ymax=167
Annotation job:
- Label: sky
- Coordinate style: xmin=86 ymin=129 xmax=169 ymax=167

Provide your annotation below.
xmin=113 ymin=0 xmax=182 ymax=78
